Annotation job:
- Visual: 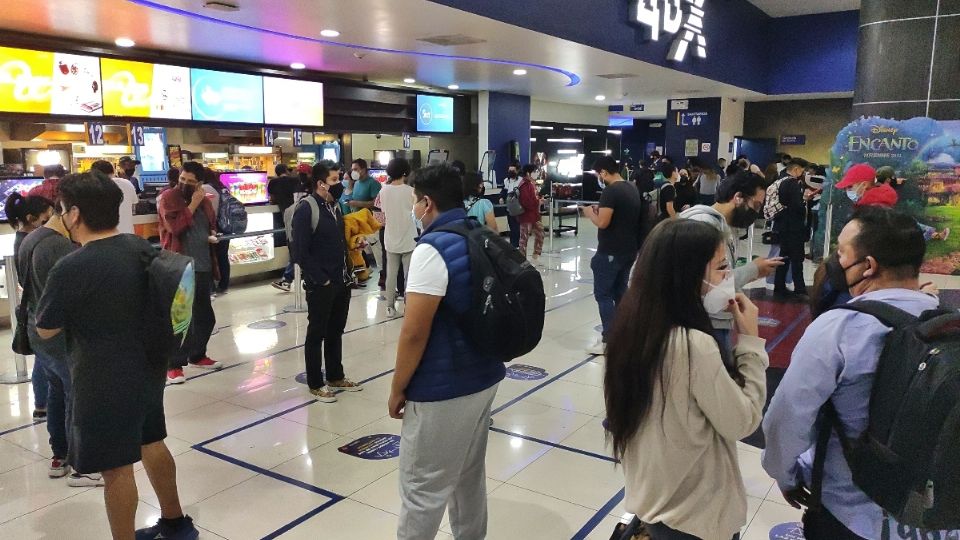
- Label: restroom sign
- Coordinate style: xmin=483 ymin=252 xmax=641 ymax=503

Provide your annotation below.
xmin=630 ymin=0 xmax=707 ymax=62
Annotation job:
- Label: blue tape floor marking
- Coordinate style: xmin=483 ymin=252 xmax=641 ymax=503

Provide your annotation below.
xmin=570 ymin=488 xmax=626 ymax=540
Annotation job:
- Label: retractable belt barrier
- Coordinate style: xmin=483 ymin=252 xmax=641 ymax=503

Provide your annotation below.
xmin=1 ymin=255 xmax=30 ymax=384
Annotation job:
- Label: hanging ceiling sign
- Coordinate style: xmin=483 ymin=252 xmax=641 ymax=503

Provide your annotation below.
xmin=630 ymin=0 xmax=707 ymax=62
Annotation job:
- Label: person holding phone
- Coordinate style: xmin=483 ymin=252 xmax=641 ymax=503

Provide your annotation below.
xmin=605 ymin=219 xmax=768 ymax=540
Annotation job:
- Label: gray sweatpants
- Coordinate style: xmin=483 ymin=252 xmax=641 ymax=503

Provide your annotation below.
xmin=398 ymin=383 xmax=499 ymax=540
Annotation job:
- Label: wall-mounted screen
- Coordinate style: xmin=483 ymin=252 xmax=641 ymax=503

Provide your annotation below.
xmin=0 ymin=46 xmax=102 ymax=116
xmin=101 ymin=59 xmax=191 ymax=119
xmin=219 ymin=171 xmax=269 ymax=204
xmin=0 ymin=177 xmax=45 ymax=221
xmin=416 ymin=95 xmax=454 ymax=133
xmin=190 ymin=68 xmax=263 ymax=123
xmin=136 ymin=127 xmax=168 ymax=173
xmin=263 ymin=77 xmax=323 ymax=126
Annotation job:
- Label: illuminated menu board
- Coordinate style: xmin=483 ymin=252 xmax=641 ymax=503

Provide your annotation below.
xmin=0 ymin=46 xmax=103 ymax=116
xmin=101 ymin=58 xmax=191 ymax=119
xmin=190 ymin=68 xmax=263 ymax=124
xmin=263 ymin=76 xmax=324 ymax=126
xmin=219 ymin=171 xmax=269 ymax=204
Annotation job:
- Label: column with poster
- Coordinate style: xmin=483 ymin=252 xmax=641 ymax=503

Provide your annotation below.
xmin=818 ymin=116 xmax=960 ymax=275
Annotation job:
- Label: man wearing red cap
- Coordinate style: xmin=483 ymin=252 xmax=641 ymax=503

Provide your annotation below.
xmin=836 ymin=164 xmax=949 ymax=240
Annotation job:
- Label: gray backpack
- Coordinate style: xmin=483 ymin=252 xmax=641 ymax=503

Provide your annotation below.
xmin=284 ymin=195 xmax=321 ymax=263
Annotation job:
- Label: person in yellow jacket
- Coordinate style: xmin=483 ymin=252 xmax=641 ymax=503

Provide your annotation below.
xmin=343 ymin=208 xmax=381 ymax=282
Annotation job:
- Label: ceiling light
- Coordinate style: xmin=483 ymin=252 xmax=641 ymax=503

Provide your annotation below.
xmin=557 ymin=149 xmax=578 ymax=155
xmin=289 ymin=62 xmax=305 ymax=70
xmin=447 ymin=84 xmax=460 ymax=90
xmin=513 ymin=69 xmax=527 ymax=76
xmin=595 ymin=95 xmax=606 ymax=101
xmin=320 ymin=29 xmax=340 ymax=38
xmin=115 ymin=37 xmax=135 ymax=48
xmin=403 ymin=78 xmax=416 ymax=84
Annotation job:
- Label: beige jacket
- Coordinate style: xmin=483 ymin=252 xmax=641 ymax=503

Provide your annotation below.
xmin=622 ymin=328 xmax=768 ymax=540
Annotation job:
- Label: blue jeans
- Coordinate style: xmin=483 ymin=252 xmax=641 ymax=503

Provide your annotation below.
xmin=34 ymin=352 xmax=71 ymax=459
xmin=507 ymin=215 xmax=521 ymax=248
xmin=32 ymin=360 xmax=49 ymax=409
xmin=283 ymin=262 xmax=295 ymax=283
xmin=591 ymin=252 xmax=635 ymax=338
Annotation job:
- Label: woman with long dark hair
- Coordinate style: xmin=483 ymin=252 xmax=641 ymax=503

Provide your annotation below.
xmin=605 ymin=219 xmax=768 ymax=540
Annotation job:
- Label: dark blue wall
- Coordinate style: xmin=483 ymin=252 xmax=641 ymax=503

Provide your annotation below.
xmin=427 ymin=0 xmax=857 ymax=95
xmin=487 ymin=92 xmax=531 ymax=179
xmin=622 ymin=120 xmax=666 ymax=164
xmin=664 ymin=98 xmax=722 ymax=166
xmin=766 ymin=10 xmax=859 ymax=94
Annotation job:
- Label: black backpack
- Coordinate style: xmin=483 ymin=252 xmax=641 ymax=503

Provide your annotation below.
xmin=811 ymin=301 xmax=960 ymax=531
xmin=217 ymin=191 xmax=248 ymax=235
xmin=140 ymin=247 xmax=195 ymax=368
xmin=436 ymin=218 xmax=545 ymax=362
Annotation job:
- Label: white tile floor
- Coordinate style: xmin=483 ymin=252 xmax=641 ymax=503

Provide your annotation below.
xmin=2 ymin=221 xmax=890 ymax=540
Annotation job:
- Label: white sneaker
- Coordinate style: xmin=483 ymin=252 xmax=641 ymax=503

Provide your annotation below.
xmin=386 ymin=306 xmax=398 ymax=318
xmin=68 ymin=472 xmax=104 ymax=487
xmin=397 ymin=300 xmax=406 ymax=317
xmin=49 ymin=457 xmax=70 ymax=478
xmin=586 ymin=338 xmax=606 ymax=356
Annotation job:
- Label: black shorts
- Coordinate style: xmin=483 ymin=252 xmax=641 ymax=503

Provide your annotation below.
xmin=70 ymin=371 xmax=167 ymax=474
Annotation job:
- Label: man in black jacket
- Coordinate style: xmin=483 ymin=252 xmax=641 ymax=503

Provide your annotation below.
xmin=773 ymin=158 xmax=811 ymax=298
xmin=290 ymin=162 xmax=363 ymax=403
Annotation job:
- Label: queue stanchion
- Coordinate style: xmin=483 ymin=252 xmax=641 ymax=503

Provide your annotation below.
xmin=548 ymin=197 xmax=555 ymax=253
xmin=1 ymin=255 xmax=30 ymax=385
xmin=284 ymin=264 xmax=307 ymax=313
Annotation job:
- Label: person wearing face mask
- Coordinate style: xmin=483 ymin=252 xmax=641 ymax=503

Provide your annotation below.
xmin=157 ymin=160 xmax=222 ymax=384
xmin=117 ymin=156 xmax=142 ymax=194
xmin=772 ymin=157 xmax=812 ymax=299
xmin=390 ymin=164 xmax=505 ymax=540
xmin=500 ymin=160 xmax=523 ymax=247
xmin=605 ymin=219 xmax=767 ymax=540
xmin=290 ymin=161 xmax=361 ymax=403
xmin=680 ymin=171 xmax=784 ymax=353
xmin=761 ymin=207 xmax=955 ymax=540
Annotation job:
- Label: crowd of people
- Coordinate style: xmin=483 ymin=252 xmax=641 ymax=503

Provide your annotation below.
xmin=6 ymin=150 xmax=957 ymax=540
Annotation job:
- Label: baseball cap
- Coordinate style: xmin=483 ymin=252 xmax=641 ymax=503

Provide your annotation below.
xmin=118 ymin=156 xmax=141 ymax=166
xmin=296 ymin=162 xmax=312 ymax=174
xmin=836 ymin=163 xmax=876 ymax=189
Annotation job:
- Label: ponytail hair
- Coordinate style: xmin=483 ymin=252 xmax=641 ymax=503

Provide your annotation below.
xmin=5 ymin=193 xmax=54 ymax=230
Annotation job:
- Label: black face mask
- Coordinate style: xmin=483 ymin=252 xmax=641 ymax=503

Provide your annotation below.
xmin=731 ymin=204 xmax=760 ymax=228
xmin=180 ymin=184 xmax=196 ymax=200
xmin=507 ymin=171 xmax=518 ymax=179
xmin=825 ymin=254 xmax=867 ymax=296
xmin=327 ymin=182 xmax=345 ymax=201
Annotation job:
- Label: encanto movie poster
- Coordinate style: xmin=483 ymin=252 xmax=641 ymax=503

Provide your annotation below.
xmin=817 ymin=116 xmax=960 ymax=275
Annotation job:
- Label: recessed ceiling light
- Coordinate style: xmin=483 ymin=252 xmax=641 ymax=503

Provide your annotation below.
xmin=403 ymin=78 xmax=416 ymax=84
xmin=448 ymin=84 xmax=460 ymax=90
xmin=115 ymin=37 xmax=135 ymax=48
xmin=594 ymin=95 xmax=606 ymax=101
xmin=513 ymin=69 xmax=527 ymax=76
xmin=289 ymin=62 xmax=306 ymax=70
xmin=320 ymin=29 xmax=340 ymax=38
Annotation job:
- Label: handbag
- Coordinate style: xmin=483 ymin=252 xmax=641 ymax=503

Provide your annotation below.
xmin=11 ymin=260 xmax=32 ymax=356
xmin=506 ymin=189 xmax=524 ymax=217
xmin=761 ymin=229 xmax=780 ymax=245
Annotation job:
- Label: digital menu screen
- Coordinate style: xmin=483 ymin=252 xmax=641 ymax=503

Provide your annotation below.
xmin=101 ymin=58 xmax=191 ymax=119
xmin=0 ymin=177 xmax=45 ymax=222
xmin=219 ymin=172 xmax=268 ymax=204
xmin=262 ymin=76 xmax=323 ymax=126
xmin=416 ymin=95 xmax=454 ymax=133
xmin=190 ymin=68 xmax=263 ymax=124
xmin=0 ymin=46 xmax=103 ymax=116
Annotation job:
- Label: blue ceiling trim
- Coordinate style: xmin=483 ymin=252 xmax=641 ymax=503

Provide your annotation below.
xmin=127 ymin=0 xmax=582 ymax=87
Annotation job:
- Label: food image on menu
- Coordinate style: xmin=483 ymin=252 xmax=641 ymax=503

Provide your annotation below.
xmin=101 ymin=59 xmax=191 ymax=119
xmin=50 ymin=53 xmax=102 ymax=116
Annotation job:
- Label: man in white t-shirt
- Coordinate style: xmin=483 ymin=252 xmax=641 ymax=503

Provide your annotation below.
xmin=389 ymin=164 xmax=505 ymax=540
xmin=90 ymin=160 xmax=137 ymax=235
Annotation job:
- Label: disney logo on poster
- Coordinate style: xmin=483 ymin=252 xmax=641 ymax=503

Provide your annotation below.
xmin=630 ymin=0 xmax=707 ymax=62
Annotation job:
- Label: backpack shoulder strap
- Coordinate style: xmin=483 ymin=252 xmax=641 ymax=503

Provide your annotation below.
xmin=303 ymin=195 xmax=321 ymax=233
xmin=829 ymin=300 xmax=917 ymax=329
xmin=810 ymin=400 xmax=847 ymax=511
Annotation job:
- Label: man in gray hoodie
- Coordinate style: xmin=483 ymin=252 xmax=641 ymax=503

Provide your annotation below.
xmin=680 ymin=171 xmax=783 ymax=348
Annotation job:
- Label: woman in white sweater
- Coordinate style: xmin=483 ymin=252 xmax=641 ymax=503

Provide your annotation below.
xmin=604 ymin=219 xmax=768 ymax=540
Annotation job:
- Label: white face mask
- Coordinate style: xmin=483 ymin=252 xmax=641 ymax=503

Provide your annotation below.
xmin=846 ymin=190 xmax=860 ymax=203
xmin=411 ymin=205 xmax=426 ymax=233
xmin=702 ymin=273 xmax=736 ymax=315
xmin=351 ymin=171 xmax=361 ymax=181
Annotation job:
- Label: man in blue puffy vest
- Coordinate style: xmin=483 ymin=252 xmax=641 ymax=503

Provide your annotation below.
xmin=389 ymin=164 xmax=505 ymax=540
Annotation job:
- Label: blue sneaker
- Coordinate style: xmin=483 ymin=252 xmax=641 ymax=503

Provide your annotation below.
xmin=135 ymin=515 xmax=199 ymax=540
